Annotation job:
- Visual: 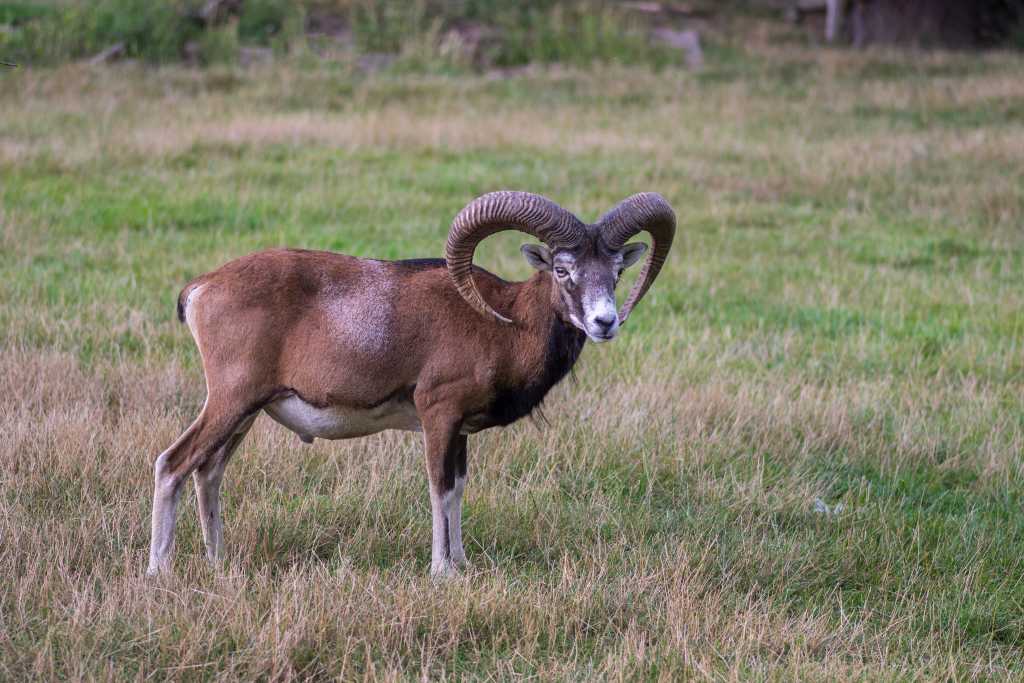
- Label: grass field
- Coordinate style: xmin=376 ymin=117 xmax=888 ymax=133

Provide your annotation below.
xmin=2 ymin=33 xmax=1024 ymax=680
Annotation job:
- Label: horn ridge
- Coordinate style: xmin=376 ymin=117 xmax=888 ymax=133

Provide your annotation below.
xmin=596 ymin=192 xmax=676 ymax=323
xmin=446 ymin=191 xmax=585 ymax=323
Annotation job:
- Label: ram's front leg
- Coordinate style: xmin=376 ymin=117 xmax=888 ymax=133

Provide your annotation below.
xmin=446 ymin=435 xmax=468 ymax=567
xmin=420 ymin=411 xmax=465 ymax=578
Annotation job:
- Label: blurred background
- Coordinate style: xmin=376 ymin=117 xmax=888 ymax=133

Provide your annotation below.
xmin=2 ymin=0 xmax=1023 ymax=68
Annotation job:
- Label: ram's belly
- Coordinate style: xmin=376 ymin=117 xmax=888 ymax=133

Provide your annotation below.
xmin=264 ymin=395 xmax=421 ymax=441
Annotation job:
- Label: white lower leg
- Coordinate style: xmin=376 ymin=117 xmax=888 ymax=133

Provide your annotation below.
xmin=429 ymin=485 xmax=455 ymax=577
xmin=147 ymin=459 xmax=183 ymax=576
xmin=446 ymin=476 xmax=466 ymax=566
xmin=193 ymin=466 xmax=225 ymax=563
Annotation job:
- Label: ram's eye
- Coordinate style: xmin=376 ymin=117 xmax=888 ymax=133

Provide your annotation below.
xmin=554 ymin=267 xmax=569 ymax=278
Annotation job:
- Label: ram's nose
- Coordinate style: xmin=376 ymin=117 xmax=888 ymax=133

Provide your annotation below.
xmin=593 ymin=314 xmax=616 ymax=333
xmin=586 ymin=313 xmax=619 ymax=342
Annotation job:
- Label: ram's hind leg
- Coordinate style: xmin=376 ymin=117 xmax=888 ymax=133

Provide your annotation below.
xmin=193 ymin=413 xmax=256 ymax=564
xmin=147 ymin=402 xmax=257 ymax=576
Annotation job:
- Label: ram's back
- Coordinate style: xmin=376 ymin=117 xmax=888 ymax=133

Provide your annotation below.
xmin=176 ymin=248 xmax=511 ymax=410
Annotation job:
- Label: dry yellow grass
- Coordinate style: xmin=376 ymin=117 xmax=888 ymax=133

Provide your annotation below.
xmin=3 ymin=337 xmax=1021 ymax=678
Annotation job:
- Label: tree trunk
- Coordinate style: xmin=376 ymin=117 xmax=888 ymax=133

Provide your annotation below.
xmin=848 ymin=0 xmax=1010 ymax=48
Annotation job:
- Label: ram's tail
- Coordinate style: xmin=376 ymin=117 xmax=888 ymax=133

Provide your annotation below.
xmin=176 ymin=289 xmax=188 ymax=323
xmin=176 ymin=282 xmax=201 ymax=323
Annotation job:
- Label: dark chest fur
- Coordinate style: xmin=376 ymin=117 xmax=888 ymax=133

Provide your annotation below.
xmin=482 ymin=317 xmax=586 ymax=428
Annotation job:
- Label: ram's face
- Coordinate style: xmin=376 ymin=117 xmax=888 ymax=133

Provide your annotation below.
xmin=521 ymin=240 xmax=647 ymax=342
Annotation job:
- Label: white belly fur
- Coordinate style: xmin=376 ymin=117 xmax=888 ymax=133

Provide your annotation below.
xmin=264 ymin=395 xmax=421 ymax=441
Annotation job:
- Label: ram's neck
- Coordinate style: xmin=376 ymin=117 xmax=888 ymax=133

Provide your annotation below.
xmin=478 ymin=274 xmax=586 ymax=427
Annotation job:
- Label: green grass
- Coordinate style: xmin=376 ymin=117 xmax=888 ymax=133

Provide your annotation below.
xmin=1 ymin=36 xmax=1024 ymax=679
xmin=0 ymin=0 xmax=683 ymax=68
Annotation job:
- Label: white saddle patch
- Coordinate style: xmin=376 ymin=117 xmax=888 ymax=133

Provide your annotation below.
xmin=264 ymin=394 xmax=421 ymax=441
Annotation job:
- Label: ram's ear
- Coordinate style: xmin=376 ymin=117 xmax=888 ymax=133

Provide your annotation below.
xmin=621 ymin=242 xmax=648 ymax=269
xmin=520 ymin=244 xmax=552 ymax=271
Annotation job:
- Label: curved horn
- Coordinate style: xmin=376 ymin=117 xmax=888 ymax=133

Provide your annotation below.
xmin=446 ymin=191 xmax=585 ymax=323
xmin=597 ymin=192 xmax=676 ymax=323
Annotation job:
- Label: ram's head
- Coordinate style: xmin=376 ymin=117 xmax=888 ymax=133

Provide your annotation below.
xmin=446 ymin=191 xmax=676 ymax=342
